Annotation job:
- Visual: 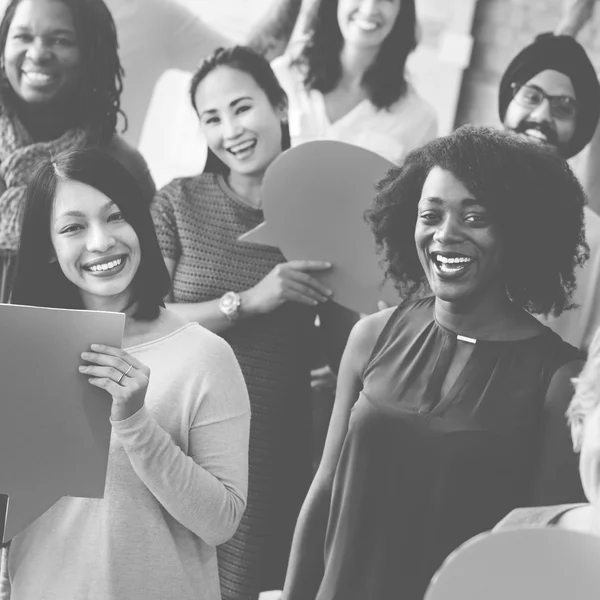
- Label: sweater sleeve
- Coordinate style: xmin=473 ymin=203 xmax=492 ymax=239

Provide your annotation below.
xmin=151 ymin=182 xmax=183 ymax=262
xmin=110 ymin=335 xmax=250 ymax=546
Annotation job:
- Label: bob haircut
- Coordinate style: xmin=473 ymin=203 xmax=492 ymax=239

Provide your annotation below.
xmin=0 ymin=0 xmax=126 ymax=143
xmin=567 ymin=325 xmax=600 ymax=452
xmin=11 ymin=147 xmax=171 ymax=320
xmin=292 ymin=0 xmax=417 ymax=109
xmin=366 ymin=125 xmax=589 ymax=316
xmin=189 ymin=45 xmax=290 ymax=174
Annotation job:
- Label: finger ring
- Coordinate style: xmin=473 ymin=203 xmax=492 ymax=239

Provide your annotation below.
xmin=117 ymin=364 xmax=133 ymax=385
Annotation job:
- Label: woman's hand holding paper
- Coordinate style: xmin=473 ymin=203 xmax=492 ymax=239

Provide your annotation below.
xmin=79 ymin=345 xmax=150 ymax=422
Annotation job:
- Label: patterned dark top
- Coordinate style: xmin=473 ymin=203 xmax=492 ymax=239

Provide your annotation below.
xmin=152 ymin=172 xmax=316 ymax=597
xmin=316 ymin=297 xmax=584 ymax=600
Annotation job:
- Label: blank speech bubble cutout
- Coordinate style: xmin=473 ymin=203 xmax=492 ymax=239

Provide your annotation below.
xmin=425 ymin=528 xmax=600 ymax=600
xmin=239 ymin=140 xmax=400 ymax=314
xmin=0 ymin=304 xmax=125 ymax=542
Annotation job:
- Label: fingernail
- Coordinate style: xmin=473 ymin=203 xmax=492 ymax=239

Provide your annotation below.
xmin=90 ymin=344 xmax=100 ymax=350
xmin=78 ymin=366 xmax=87 ymax=372
xmin=81 ymin=352 xmax=90 ymax=359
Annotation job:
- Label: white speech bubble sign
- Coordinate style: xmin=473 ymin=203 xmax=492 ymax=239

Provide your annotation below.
xmin=425 ymin=528 xmax=600 ymax=600
xmin=0 ymin=304 xmax=125 ymax=542
xmin=239 ymin=140 xmax=400 ymax=314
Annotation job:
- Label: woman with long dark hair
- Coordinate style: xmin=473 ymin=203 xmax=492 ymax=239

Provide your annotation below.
xmin=0 ymin=147 xmax=249 ymax=599
xmin=152 ymin=45 xmax=349 ymax=600
xmin=271 ymin=0 xmax=437 ymax=165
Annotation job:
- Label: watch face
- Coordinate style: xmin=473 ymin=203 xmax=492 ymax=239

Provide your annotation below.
xmin=223 ymin=292 xmax=239 ymax=309
xmin=221 ymin=292 xmax=241 ymax=319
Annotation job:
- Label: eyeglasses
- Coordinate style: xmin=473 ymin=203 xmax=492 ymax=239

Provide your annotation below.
xmin=511 ymin=83 xmax=578 ymax=120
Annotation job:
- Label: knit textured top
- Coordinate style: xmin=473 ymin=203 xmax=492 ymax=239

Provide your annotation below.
xmin=152 ymin=172 xmax=316 ymax=595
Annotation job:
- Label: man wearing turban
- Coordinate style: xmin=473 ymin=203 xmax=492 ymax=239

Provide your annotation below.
xmin=499 ymin=33 xmax=600 ymax=352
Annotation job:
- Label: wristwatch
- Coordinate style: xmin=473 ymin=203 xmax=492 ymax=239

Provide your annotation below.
xmin=219 ymin=291 xmax=242 ymax=322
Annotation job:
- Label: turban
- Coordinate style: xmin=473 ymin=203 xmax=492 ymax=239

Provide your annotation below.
xmin=498 ymin=33 xmax=600 ymax=158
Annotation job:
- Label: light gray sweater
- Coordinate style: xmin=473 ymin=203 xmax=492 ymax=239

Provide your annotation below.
xmin=1 ymin=322 xmax=250 ymax=599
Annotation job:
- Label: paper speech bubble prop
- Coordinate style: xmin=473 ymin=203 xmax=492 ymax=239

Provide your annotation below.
xmin=239 ymin=140 xmax=400 ymax=314
xmin=0 ymin=304 xmax=125 ymax=542
xmin=425 ymin=528 xmax=600 ymax=600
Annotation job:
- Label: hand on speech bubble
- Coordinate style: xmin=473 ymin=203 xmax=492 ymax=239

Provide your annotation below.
xmin=238 ymin=141 xmax=401 ymax=315
xmin=0 ymin=304 xmax=124 ymax=542
xmin=243 ymin=260 xmax=333 ymax=315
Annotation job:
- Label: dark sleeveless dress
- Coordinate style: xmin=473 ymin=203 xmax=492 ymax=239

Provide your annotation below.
xmin=316 ymin=297 xmax=584 ymax=600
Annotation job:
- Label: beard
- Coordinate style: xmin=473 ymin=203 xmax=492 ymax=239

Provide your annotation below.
xmin=510 ymin=120 xmax=559 ymax=148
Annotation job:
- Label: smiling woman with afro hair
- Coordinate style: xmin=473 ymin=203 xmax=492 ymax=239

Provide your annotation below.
xmin=281 ymin=125 xmax=588 ymax=600
xmin=367 ymin=125 xmax=588 ymax=317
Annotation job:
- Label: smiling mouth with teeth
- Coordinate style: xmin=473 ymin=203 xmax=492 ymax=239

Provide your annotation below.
xmin=524 ymin=129 xmax=548 ymax=142
xmin=431 ymin=252 xmax=474 ymax=275
xmin=86 ymin=257 xmax=124 ymax=273
xmin=355 ymin=20 xmax=377 ymax=31
xmin=23 ymin=71 xmax=55 ymax=85
xmin=354 ymin=18 xmax=379 ymax=31
xmin=228 ymin=140 xmax=257 ymax=156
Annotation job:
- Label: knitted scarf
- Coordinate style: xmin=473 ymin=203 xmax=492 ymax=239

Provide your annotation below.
xmin=0 ymin=102 xmax=87 ymax=252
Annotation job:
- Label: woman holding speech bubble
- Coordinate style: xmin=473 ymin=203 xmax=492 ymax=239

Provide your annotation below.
xmin=1 ymin=148 xmax=250 ymax=600
xmin=271 ymin=0 xmax=437 ymax=166
xmin=281 ymin=126 xmax=587 ymax=600
xmin=0 ymin=0 xmax=154 ymax=304
xmin=151 ymin=46 xmax=353 ymax=600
